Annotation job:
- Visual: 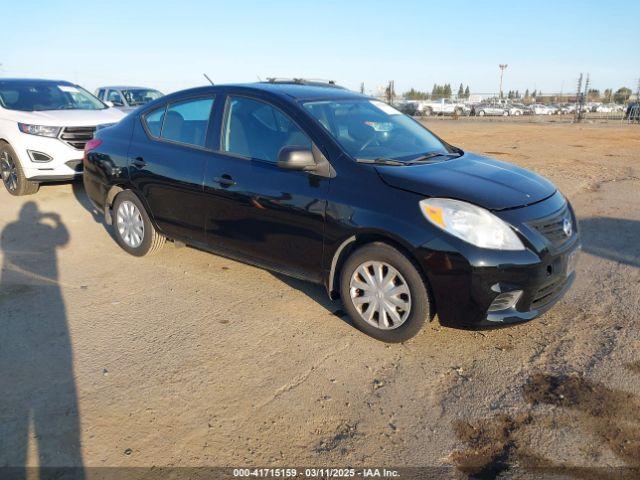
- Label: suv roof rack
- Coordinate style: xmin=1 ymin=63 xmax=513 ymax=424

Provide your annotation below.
xmin=263 ymin=77 xmax=345 ymax=89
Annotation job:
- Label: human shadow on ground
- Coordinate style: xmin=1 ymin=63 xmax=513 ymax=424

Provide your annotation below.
xmin=0 ymin=202 xmax=84 ymax=480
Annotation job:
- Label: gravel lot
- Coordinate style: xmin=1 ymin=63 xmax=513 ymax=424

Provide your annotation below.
xmin=1 ymin=121 xmax=638 ymax=478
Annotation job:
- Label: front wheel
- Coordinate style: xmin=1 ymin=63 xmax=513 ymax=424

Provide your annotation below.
xmin=0 ymin=142 xmax=39 ymax=196
xmin=112 ymin=190 xmax=165 ymax=256
xmin=340 ymin=242 xmax=432 ymax=342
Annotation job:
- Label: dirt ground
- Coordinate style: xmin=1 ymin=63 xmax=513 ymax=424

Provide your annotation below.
xmin=1 ymin=121 xmax=639 ymax=479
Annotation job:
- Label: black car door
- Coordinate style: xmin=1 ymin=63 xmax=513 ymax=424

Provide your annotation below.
xmin=128 ymin=95 xmax=216 ymax=243
xmin=202 ymin=94 xmax=329 ymax=282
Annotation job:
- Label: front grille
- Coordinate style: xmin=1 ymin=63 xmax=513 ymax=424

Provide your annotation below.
xmin=59 ymin=126 xmax=96 ymax=150
xmin=531 ymin=276 xmax=569 ymax=309
xmin=529 ymin=205 xmax=573 ymax=249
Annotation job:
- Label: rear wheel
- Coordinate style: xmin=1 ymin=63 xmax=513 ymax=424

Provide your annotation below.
xmin=340 ymin=242 xmax=431 ymax=342
xmin=0 ymin=142 xmax=39 ymax=196
xmin=112 ymin=190 xmax=165 ymax=256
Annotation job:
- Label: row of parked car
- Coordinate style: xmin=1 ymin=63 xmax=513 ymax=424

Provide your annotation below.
xmin=396 ymin=98 xmax=630 ymax=117
xmin=0 ymin=79 xmax=162 ymax=195
xmin=0 ymin=76 xmax=582 ymax=342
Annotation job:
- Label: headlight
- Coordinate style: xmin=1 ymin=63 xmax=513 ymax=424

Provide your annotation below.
xmin=419 ymin=198 xmax=525 ymax=250
xmin=18 ymin=123 xmax=61 ymax=137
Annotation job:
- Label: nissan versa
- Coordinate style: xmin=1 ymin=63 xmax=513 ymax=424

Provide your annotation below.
xmin=83 ymin=80 xmax=580 ymax=342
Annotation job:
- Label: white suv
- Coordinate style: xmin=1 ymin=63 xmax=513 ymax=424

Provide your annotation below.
xmin=0 ymin=79 xmax=125 ymax=195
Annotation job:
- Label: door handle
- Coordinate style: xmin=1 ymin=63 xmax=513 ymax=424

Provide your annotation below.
xmin=131 ymin=157 xmax=147 ymax=168
xmin=213 ymin=175 xmax=236 ymax=188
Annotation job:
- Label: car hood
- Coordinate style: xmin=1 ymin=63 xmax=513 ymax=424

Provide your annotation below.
xmin=11 ymin=108 xmax=126 ymax=127
xmin=375 ymin=152 xmax=556 ymax=211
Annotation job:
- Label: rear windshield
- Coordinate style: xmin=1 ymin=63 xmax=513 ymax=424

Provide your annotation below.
xmin=0 ymin=82 xmax=106 ymax=111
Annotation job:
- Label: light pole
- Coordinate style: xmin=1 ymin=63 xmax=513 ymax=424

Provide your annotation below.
xmin=499 ymin=64 xmax=508 ymax=98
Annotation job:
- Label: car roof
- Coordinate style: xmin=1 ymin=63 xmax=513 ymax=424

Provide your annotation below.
xmin=97 ymin=86 xmax=159 ymax=90
xmin=160 ymin=82 xmax=365 ymax=103
xmin=0 ymin=78 xmax=76 ymax=86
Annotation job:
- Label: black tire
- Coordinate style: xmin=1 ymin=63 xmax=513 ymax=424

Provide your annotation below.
xmin=339 ymin=242 xmax=432 ymax=343
xmin=112 ymin=190 xmax=165 ymax=256
xmin=0 ymin=142 xmax=39 ymax=196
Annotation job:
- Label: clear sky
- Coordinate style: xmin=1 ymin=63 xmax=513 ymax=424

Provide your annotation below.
xmin=2 ymin=0 xmax=638 ymax=96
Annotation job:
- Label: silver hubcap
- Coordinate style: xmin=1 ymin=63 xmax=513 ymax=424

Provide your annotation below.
xmin=1 ymin=151 xmax=18 ymax=192
xmin=349 ymin=261 xmax=411 ymax=330
xmin=116 ymin=200 xmax=144 ymax=248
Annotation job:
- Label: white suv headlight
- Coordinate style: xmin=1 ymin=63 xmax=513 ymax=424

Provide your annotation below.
xmin=18 ymin=123 xmax=61 ymax=138
xmin=419 ymin=198 xmax=525 ymax=250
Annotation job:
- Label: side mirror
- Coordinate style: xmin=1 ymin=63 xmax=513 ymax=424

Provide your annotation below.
xmin=104 ymin=100 xmax=115 ymax=108
xmin=277 ymin=146 xmax=316 ymax=172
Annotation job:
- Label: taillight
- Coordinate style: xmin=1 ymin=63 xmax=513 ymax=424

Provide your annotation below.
xmin=83 ymin=138 xmax=103 ymax=165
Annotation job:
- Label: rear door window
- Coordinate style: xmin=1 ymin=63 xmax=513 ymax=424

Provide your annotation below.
xmin=160 ymin=97 xmax=215 ymax=148
xmin=144 ymin=106 xmax=165 ymax=137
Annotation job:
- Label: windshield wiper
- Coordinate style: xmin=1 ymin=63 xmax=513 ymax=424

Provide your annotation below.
xmin=406 ymin=151 xmax=459 ymax=164
xmin=356 ymin=158 xmax=406 ymax=166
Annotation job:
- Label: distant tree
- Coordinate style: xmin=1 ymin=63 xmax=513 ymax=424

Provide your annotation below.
xmin=524 ymin=89 xmax=530 ymax=99
xmin=404 ymin=88 xmax=429 ymax=100
xmin=515 ymin=90 xmax=520 ymax=99
xmin=613 ymin=87 xmax=632 ymax=104
xmin=603 ymin=88 xmax=613 ymax=103
xmin=457 ymin=83 xmax=464 ymax=98
xmin=587 ymin=88 xmax=600 ymax=101
xmin=385 ymin=81 xmax=395 ymax=103
xmin=464 ymin=85 xmax=470 ymax=98
xmin=444 ymin=84 xmax=452 ymax=98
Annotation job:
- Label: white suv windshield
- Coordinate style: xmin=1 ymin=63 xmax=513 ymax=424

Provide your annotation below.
xmin=0 ymin=82 xmax=106 ymax=111
xmin=303 ymin=99 xmax=449 ymax=161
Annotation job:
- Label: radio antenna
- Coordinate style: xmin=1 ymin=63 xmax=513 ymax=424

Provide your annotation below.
xmin=203 ymin=73 xmax=214 ymax=85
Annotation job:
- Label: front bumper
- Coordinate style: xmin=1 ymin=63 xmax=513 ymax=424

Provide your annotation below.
xmin=417 ymin=193 xmax=580 ymax=327
xmin=11 ymin=132 xmax=85 ymax=181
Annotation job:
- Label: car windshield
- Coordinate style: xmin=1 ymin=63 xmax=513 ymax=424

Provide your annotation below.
xmin=0 ymin=81 xmax=106 ymax=111
xmin=121 ymin=88 xmax=163 ymax=106
xmin=303 ymin=99 xmax=451 ymax=161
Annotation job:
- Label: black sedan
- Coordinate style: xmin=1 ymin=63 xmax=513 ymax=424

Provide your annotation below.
xmin=83 ymin=81 xmax=580 ymax=342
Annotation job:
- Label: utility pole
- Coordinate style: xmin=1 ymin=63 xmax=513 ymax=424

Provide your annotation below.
xmin=574 ymin=73 xmax=583 ymax=123
xmin=360 ymin=82 xmax=365 ymax=95
xmin=499 ymin=64 xmax=508 ymax=98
